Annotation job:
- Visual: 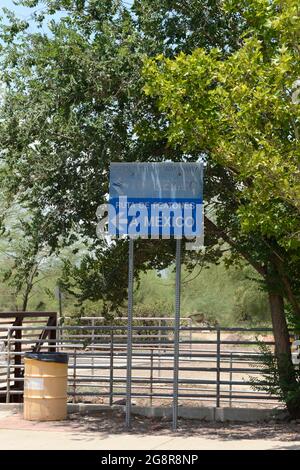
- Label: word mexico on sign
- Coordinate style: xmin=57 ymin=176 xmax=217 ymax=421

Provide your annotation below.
xmin=108 ymin=162 xmax=203 ymax=240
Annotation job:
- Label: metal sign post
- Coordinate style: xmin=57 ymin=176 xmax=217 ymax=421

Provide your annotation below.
xmin=126 ymin=238 xmax=134 ymax=428
xmin=173 ymin=238 xmax=182 ymax=431
xmin=106 ymin=162 xmax=204 ymax=430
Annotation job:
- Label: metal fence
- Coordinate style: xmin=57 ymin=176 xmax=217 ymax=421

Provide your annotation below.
xmin=0 ymin=320 xmax=280 ymax=414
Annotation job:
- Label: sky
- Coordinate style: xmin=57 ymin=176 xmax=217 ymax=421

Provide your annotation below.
xmin=1 ymin=0 xmax=134 ymax=33
xmin=1 ymin=0 xmax=34 ymax=18
xmin=1 ymin=0 xmax=64 ymax=34
xmin=1 ymin=0 xmax=134 ymax=15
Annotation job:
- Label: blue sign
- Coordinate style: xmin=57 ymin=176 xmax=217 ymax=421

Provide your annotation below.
xmin=108 ymin=162 xmax=203 ymax=239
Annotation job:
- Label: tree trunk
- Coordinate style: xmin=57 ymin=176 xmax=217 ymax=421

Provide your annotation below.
xmin=271 ymin=252 xmax=300 ymax=320
xmin=21 ymin=264 xmax=38 ymax=312
xmin=268 ymin=292 xmax=300 ymax=418
xmin=22 ymin=288 xmax=29 ymax=312
xmin=269 ymin=292 xmax=291 ymax=357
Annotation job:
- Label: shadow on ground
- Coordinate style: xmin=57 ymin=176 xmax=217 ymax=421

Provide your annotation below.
xmin=64 ymin=410 xmax=300 ymax=442
xmin=1 ymin=409 xmax=300 ymax=444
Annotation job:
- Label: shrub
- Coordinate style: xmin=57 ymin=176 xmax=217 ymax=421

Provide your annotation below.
xmin=250 ymin=341 xmax=300 ymax=417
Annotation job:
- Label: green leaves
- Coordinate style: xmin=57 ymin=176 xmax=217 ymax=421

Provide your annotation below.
xmin=143 ymin=31 xmax=300 ymax=249
xmin=141 ymin=0 xmax=300 ymax=325
xmin=1 ymin=0 xmax=299 ymax=312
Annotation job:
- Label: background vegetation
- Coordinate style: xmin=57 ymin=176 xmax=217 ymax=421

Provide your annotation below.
xmin=0 ymin=233 xmax=270 ymax=327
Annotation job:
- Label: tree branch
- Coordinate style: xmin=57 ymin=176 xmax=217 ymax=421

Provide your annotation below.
xmin=204 ymin=216 xmax=266 ymax=278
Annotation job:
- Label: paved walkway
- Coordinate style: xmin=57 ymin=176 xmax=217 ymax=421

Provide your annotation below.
xmin=0 ymin=411 xmax=299 ymax=450
xmin=1 ymin=428 xmax=300 ymax=450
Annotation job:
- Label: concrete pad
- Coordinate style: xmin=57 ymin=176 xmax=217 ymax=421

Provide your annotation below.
xmin=0 ymin=403 xmax=287 ymax=423
xmin=179 ymin=407 xmax=215 ymax=421
xmin=0 ymin=403 xmax=22 ymax=413
xmin=68 ymin=403 xmax=117 ymax=414
xmin=131 ymin=406 xmax=215 ymax=421
xmin=215 ymin=407 xmax=287 ymax=423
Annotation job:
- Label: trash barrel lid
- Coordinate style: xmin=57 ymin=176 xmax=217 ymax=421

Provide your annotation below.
xmin=25 ymin=352 xmax=68 ymax=364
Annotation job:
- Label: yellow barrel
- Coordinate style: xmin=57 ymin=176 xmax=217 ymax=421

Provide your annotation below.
xmin=24 ymin=352 xmax=68 ymax=421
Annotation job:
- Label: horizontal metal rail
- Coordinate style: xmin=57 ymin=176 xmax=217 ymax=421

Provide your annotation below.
xmin=0 ymin=322 xmax=284 ymax=408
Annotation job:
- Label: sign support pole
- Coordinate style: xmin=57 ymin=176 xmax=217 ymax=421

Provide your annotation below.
xmin=173 ymin=238 xmax=181 ymax=431
xmin=126 ymin=238 xmax=134 ymax=429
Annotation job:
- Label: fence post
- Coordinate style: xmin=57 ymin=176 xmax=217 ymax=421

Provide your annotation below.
xmin=6 ymin=329 xmax=11 ymax=404
xmin=216 ymin=326 xmax=221 ymax=408
xmin=109 ymin=331 xmax=114 ymax=407
xmin=57 ymin=317 xmax=61 ymax=346
xmin=229 ymin=352 xmax=233 ymax=408
xmin=158 ymin=319 xmax=161 ymax=379
xmin=150 ymin=348 xmax=154 ymax=407
xmin=91 ymin=318 xmax=95 ymax=377
xmin=14 ymin=316 xmax=22 ymax=393
xmin=158 ymin=318 xmax=161 ymax=345
xmin=189 ymin=318 xmax=192 ymax=359
xmin=73 ymin=348 xmax=77 ymax=404
xmin=49 ymin=316 xmax=57 ymax=353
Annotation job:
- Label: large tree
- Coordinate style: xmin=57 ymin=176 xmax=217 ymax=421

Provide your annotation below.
xmin=0 ymin=0 xmax=300 ymax=414
xmin=143 ymin=0 xmax=300 ymax=415
xmin=0 ymin=0 xmax=242 ymax=303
